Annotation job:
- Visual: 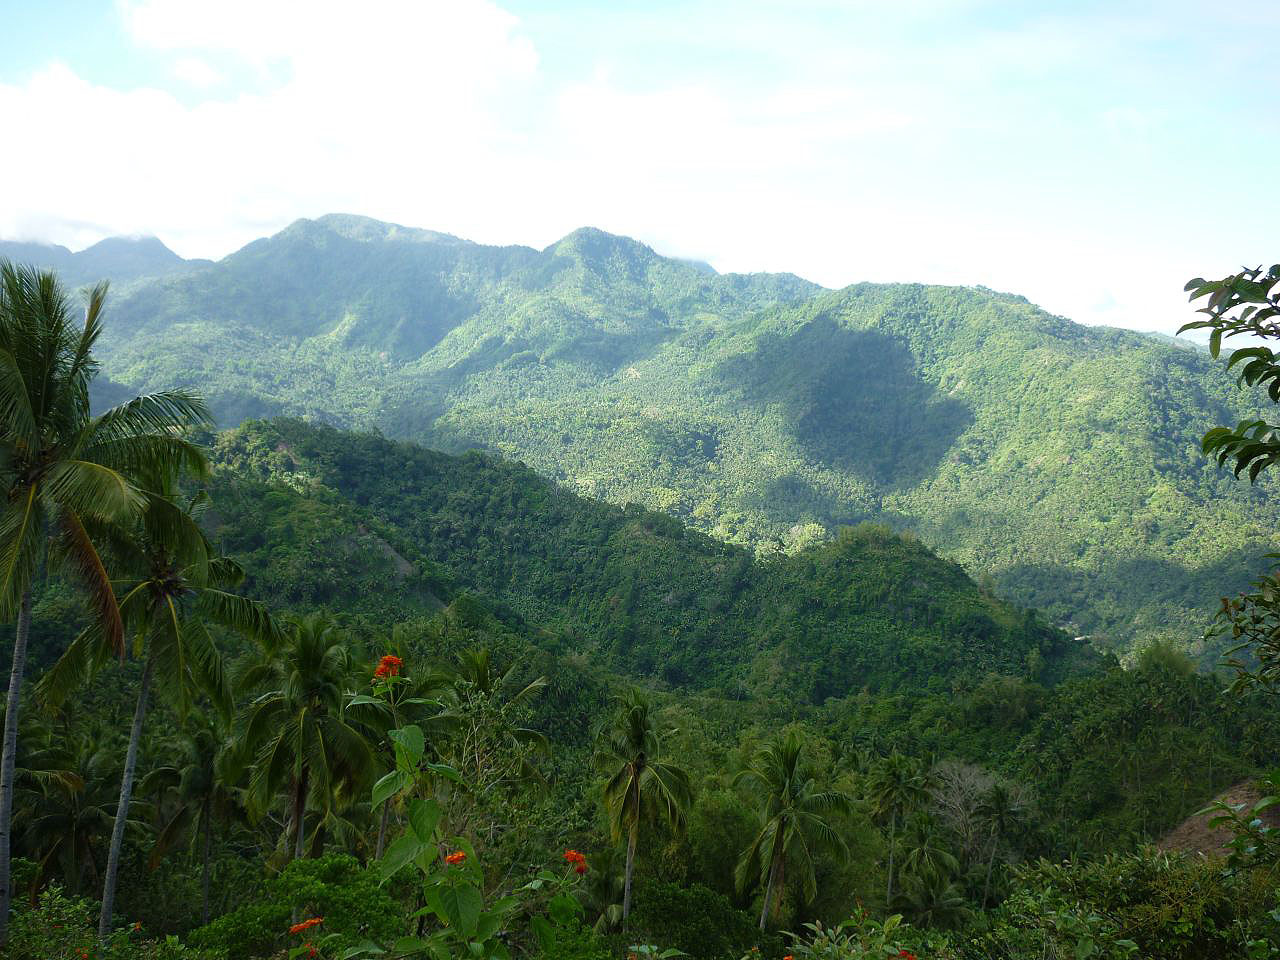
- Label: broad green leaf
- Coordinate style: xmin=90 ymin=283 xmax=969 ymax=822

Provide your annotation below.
xmin=380 ymin=832 xmax=427 ymax=884
xmin=372 ymin=770 xmax=409 ymax=809
xmin=408 ymin=797 xmax=442 ymax=843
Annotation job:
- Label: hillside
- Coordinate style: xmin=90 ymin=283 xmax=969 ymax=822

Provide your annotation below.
xmin=208 ymin=418 xmax=1082 ymax=701
xmin=11 ymin=214 xmax=1276 ymax=656
xmin=0 ymin=235 xmax=207 ymax=289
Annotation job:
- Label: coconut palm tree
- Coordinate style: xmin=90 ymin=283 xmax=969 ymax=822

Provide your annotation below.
xmin=140 ymin=716 xmax=245 ymax=925
xmin=898 ymin=867 xmax=969 ymax=930
xmin=594 ymin=689 xmax=692 ymax=923
xmin=897 ymin=812 xmax=960 ymax=891
xmin=239 ymin=613 xmax=374 ymax=861
xmin=18 ymin=723 xmax=133 ymax=898
xmin=734 ymin=730 xmax=852 ymax=929
xmin=865 ymin=751 xmax=931 ymax=905
xmin=37 ymin=474 xmax=278 ymax=937
xmin=977 ymin=782 xmax=1028 ymax=908
xmin=0 ymin=261 xmax=209 ymax=944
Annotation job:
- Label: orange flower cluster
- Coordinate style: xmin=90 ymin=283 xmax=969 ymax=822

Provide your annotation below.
xmin=374 ymin=654 xmax=403 ymax=679
xmin=290 ymin=917 xmax=324 ymax=935
xmin=445 ymin=850 xmax=467 ymax=865
xmin=783 ymin=955 xmax=794 ymax=960
xmin=564 ymin=849 xmax=588 ymax=874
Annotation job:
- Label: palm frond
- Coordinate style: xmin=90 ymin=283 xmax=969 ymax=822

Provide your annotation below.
xmin=43 ymin=459 xmax=142 ymax=521
xmin=0 ymin=485 xmax=42 ymax=620
xmin=0 ymin=348 xmax=36 ymax=452
xmin=198 ymin=589 xmax=282 ymax=647
xmin=51 ymin=508 xmax=124 ymax=657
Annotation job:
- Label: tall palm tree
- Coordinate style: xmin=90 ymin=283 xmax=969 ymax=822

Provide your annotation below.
xmin=0 ymin=261 xmax=209 ymax=944
xmin=734 ymin=730 xmax=852 ymax=929
xmin=594 ymin=689 xmax=692 ymax=923
xmin=140 ymin=716 xmax=245 ymax=925
xmin=865 ymin=751 xmax=931 ymax=905
xmin=38 ymin=475 xmax=278 ymax=938
xmin=240 ymin=613 xmax=374 ymax=861
xmin=976 ymin=783 xmax=1028 ymax=908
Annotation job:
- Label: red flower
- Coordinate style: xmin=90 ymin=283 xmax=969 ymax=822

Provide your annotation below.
xmin=897 ymin=952 xmax=917 ymax=960
xmin=445 ymin=850 xmax=467 ymax=865
xmin=373 ymin=654 xmax=403 ymax=679
xmin=563 ymin=849 xmax=586 ymax=865
xmin=290 ymin=917 xmax=324 ymax=935
xmin=574 ymin=862 xmax=588 ymax=875
xmin=306 ymin=943 xmax=319 ymax=958
xmin=783 ymin=955 xmax=794 ymax=960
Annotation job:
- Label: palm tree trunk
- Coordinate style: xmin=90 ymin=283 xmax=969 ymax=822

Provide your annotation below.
xmin=201 ymin=798 xmax=213 ymax=925
xmin=758 ymin=853 xmax=781 ymax=930
xmin=0 ymin=589 xmax=32 ymax=947
xmin=886 ymin=809 xmax=896 ymax=906
xmin=982 ymin=834 xmax=997 ymax=909
xmin=292 ymin=766 xmax=309 ymax=861
xmin=99 ymin=652 xmax=156 ymax=939
xmin=375 ymin=802 xmax=391 ymax=859
xmin=621 ymin=822 xmax=637 ymax=922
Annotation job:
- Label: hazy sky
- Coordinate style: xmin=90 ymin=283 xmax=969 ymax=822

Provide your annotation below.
xmin=1 ymin=0 xmax=1275 ymax=334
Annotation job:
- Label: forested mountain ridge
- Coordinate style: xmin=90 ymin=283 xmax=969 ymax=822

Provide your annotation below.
xmin=0 ymin=234 xmax=206 ymax=288
xmin=206 ymin=418 xmax=1083 ymax=701
xmin=11 ymin=214 xmax=1275 ymax=656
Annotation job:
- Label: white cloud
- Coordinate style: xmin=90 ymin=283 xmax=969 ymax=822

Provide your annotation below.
xmin=1 ymin=1 xmax=1276 ymax=337
xmin=172 ymin=56 xmax=223 ymax=89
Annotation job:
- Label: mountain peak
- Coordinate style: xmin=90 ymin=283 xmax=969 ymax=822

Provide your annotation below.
xmin=298 ymin=213 xmax=471 ymax=247
xmin=547 ymin=227 xmax=660 ymax=266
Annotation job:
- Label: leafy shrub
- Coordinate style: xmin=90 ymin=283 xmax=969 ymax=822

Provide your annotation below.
xmin=7 ymin=884 xmax=218 ymax=960
xmin=186 ymin=855 xmax=402 ymax=958
xmin=624 ymin=879 xmax=775 ymax=960
xmin=965 ymin=851 xmax=1280 ymax=960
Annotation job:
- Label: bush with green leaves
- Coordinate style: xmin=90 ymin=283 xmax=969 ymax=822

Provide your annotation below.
xmin=966 ymin=850 xmax=1280 ymax=960
xmin=624 ymin=879 xmax=775 ymax=960
xmin=785 ymin=910 xmax=956 ymax=960
xmin=186 ymin=855 xmax=402 ymax=959
xmin=7 ymin=884 xmax=219 ymax=960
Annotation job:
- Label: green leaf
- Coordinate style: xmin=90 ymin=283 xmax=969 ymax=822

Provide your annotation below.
xmin=390 ymin=725 xmax=425 ymax=764
xmin=408 ymin=797 xmax=442 ymax=843
xmin=380 ymin=833 xmax=427 ymax=884
xmin=530 ymin=916 xmax=556 ymax=951
xmin=372 ymin=770 xmax=410 ymax=809
xmin=424 ymin=762 xmax=463 ymax=783
xmin=431 ymin=881 xmax=484 ymax=938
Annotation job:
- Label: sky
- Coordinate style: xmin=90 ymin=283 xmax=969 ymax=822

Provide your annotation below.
xmin=0 ymin=0 xmax=1276 ymax=335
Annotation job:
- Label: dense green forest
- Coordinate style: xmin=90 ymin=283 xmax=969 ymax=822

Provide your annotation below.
xmin=9 ymin=215 xmax=1276 ymax=662
xmin=4 ymin=253 xmax=1280 ymax=960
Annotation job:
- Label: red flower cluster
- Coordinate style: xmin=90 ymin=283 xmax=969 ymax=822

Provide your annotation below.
xmin=373 ymin=654 xmax=403 ymax=680
xmin=445 ymin=850 xmax=467 ymax=865
xmin=783 ymin=955 xmax=794 ymax=960
xmin=564 ymin=849 xmax=588 ymax=874
xmin=306 ymin=944 xmax=319 ymax=958
xmin=897 ymin=952 xmax=917 ymax=960
xmin=290 ymin=917 xmax=324 ymax=935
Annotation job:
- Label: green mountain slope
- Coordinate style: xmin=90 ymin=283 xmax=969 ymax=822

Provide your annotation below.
xmin=208 ymin=418 xmax=1083 ymax=701
xmin=0 ymin=235 xmax=207 ymax=288
xmin=13 ymin=214 xmax=1275 ymax=654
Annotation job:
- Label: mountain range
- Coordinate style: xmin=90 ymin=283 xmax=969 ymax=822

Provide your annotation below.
xmin=4 ymin=214 xmax=1273 ymax=657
